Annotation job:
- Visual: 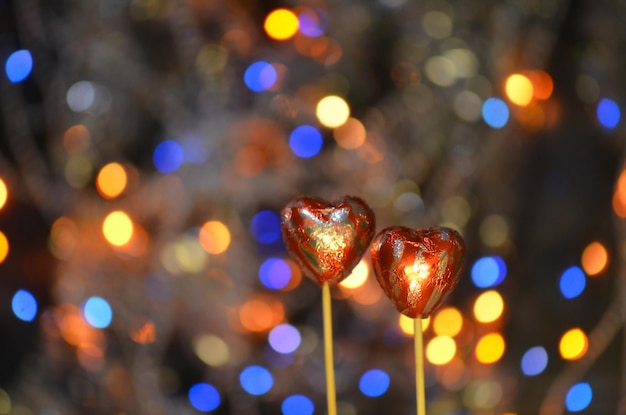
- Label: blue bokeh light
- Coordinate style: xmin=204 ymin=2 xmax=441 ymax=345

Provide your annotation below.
xmin=251 ymin=210 xmax=281 ymax=244
xmin=597 ymin=98 xmax=620 ymax=129
xmin=282 ymin=394 xmax=314 ymax=415
xmin=471 ymin=256 xmax=507 ymax=288
xmin=358 ymin=369 xmax=390 ymax=397
xmin=482 ymin=98 xmax=509 ymax=128
xmin=565 ymin=382 xmax=592 ymax=412
xmin=259 ymin=258 xmax=291 ymax=290
xmin=82 ymin=296 xmax=113 ymax=328
xmin=5 ymin=50 xmax=33 ymax=83
xmin=12 ymin=289 xmax=37 ymax=322
xmin=520 ymin=346 xmax=548 ymax=376
xmin=269 ymin=323 xmax=301 ymax=354
xmin=244 ymin=61 xmax=277 ymax=92
xmin=559 ymin=266 xmax=586 ymax=299
xmin=153 ymin=140 xmax=184 ymax=173
xmin=189 ymin=383 xmax=221 ymax=412
xmin=240 ymin=365 xmax=274 ymax=396
xmin=289 ymin=125 xmax=323 ymax=159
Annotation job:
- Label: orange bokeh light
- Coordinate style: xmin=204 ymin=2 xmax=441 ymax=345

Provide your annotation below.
xmin=527 ymin=70 xmax=554 ymax=100
xmin=239 ymin=295 xmax=285 ymax=333
xmin=96 ymin=162 xmax=127 ymax=199
xmin=581 ymin=241 xmax=608 ymax=276
xmin=614 ymin=168 xmax=626 ymax=217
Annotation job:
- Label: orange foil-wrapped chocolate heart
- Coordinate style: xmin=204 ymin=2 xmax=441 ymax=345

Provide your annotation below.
xmin=370 ymin=226 xmax=465 ymax=318
xmin=281 ymin=195 xmax=376 ymax=286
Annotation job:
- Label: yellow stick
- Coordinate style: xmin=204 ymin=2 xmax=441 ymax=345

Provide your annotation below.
xmin=414 ymin=318 xmax=426 ymax=415
xmin=322 ymin=282 xmax=337 ymax=415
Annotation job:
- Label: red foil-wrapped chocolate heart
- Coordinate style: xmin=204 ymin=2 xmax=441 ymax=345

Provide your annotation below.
xmin=281 ymin=195 xmax=376 ymax=287
xmin=370 ymin=226 xmax=465 ymax=318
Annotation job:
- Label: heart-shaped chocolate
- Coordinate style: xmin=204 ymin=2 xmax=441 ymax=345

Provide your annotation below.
xmin=281 ymin=195 xmax=376 ymax=286
xmin=370 ymin=226 xmax=465 ymax=318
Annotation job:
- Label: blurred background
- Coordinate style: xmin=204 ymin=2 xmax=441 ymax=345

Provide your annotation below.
xmin=0 ymin=0 xmax=625 ymax=414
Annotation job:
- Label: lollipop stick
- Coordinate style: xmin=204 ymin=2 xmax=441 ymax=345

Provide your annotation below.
xmin=414 ymin=317 xmax=426 ymax=415
xmin=322 ymin=282 xmax=337 ymax=415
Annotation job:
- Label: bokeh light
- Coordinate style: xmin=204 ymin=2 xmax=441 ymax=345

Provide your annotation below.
xmin=251 ymin=210 xmax=281 ymax=244
xmin=433 ymin=307 xmax=463 ymax=337
xmin=0 ymin=178 xmax=7 ymax=210
xmin=264 ymin=9 xmax=299 ymax=41
xmin=520 ymin=346 xmax=548 ymax=376
xmin=505 ymin=74 xmax=534 ymax=106
xmin=316 ymin=96 xmax=350 ymax=128
xmin=473 ymin=290 xmax=504 ymax=323
xmin=82 ymin=296 xmax=113 ymax=328
xmin=244 ymin=61 xmax=277 ymax=92
xmin=482 ymin=98 xmax=509 ymax=128
xmin=0 ymin=231 xmax=9 ymax=264
xmin=339 ymin=259 xmax=369 ymax=289
xmin=565 ymin=382 xmax=592 ymax=412
xmin=189 ymin=383 xmax=221 ymax=412
xmin=103 ymin=211 xmax=134 ymax=246
xmin=471 ymin=256 xmax=507 ymax=288
xmin=5 ymin=50 xmax=33 ymax=83
xmin=528 ymin=70 xmax=554 ymax=100
xmin=96 ymin=162 xmax=127 ymax=199
xmin=597 ymin=98 xmax=620 ymax=129
xmin=289 ymin=125 xmax=323 ymax=158
xmin=426 ymin=336 xmax=456 ymax=365
xmin=12 ymin=289 xmax=37 ymax=322
xmin=194 ymin=335 xmax=230 ymax=367
xmin=559 ymin=266 xmax=586 ymax=299
xmin=268 ymin=323 xmax=301 ymax=354
xmin=199 ymin=221 xmax=231 ymax=254
xmin=613 ymin=168 xmax=626 ymax=218
xmin=333 ymin=117 xmax=366 ymax=149
xmin=153 ymin=140 xmax=183 ymax=173
xmin=298 ymin=9 xmax=325 ymax=37
xmin=581 ymin=241 xmax=608 ymax=276
xmin=66 ymin=81 xmax=95 ymax=112
xmin=282 ymin=394 xmax=314 ymax=415
xmin=475 ymin=332 xmax=505 ymax=364
xmin=239 ymin=295 xmax=285 ymax=332
xmin=239 ymin=365 xmax=274 ymax=395
xmin=559 ymin=328 xmax=588 ymax=360
xmin=358 ymin=369 xmax=390 ymax=397
xmin=398 ymin=314 xmax=430 ymax=335
xmin=259 ymin=258 xmax=291 ymax=290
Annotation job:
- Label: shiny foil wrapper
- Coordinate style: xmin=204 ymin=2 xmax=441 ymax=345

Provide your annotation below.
xmin=371 ymin=226 xmax=465 ymax=318
xmin=281 ymin=195 xmax=376 ymax=286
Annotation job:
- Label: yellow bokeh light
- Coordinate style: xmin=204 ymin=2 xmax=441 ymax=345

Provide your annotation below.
xmin=475 ymin=332 xmax=506 ymax=364
xmin=264 ymin=9 xmax=299 ymax=41
xmin=96 ymin=162 xmax=127 ymax=199
xmin=0 ymin=231 xmax=8 ymax=264
xmin=505 ymin=74 xmax=534 ymax=106
xmin=339 ymin=259 xmax=369 ymax=289
xmin=102 ymin=211 xmax=133 ymax=246
xmin=398 ymin=314 xmax=430 ymax=335
xmin=194 ymin=334 xmax=231 ymax=367
xmin=426 ymin=335 xmax=456 ymax=365
xmin=0 ymin=178 xmax=7 ymax=210
xmin=473 ymin=290 xmax=504 ymax=323
xmin=333 ymin=117 xmax=366 ymax=149
xmin=559 ymin=328 xmax=588 ymax=360
xmin=581 ymin=241 xmax=608 ymax=276
xmin=199 ymin=221 xmax=231 ymax=255
xmin=433 ymin=307 xmax=463 ymax=337
xmin=316 ymin=95 xmax=350 ymax=128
